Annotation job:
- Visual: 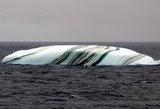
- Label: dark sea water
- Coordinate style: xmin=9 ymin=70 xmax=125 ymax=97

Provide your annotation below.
xmin=0 ymin=42 xmax=160 ymax=109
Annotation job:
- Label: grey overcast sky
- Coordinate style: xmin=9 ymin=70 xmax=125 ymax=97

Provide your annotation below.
xmin=0 ymin=0 xmax=160 ymax=42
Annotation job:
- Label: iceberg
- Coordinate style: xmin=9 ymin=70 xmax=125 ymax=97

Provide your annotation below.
xmin=1 ymin=45 xmax=159 ymax=66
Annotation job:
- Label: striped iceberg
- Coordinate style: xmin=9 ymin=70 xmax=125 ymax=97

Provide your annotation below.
xmin=1 ymin=45 xmax=159 ymax=66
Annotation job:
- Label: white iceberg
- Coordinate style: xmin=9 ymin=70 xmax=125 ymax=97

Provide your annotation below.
xmin=1 ymin=45 xmax=159 ymax=66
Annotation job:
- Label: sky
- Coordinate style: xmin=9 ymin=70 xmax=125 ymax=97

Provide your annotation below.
xmin=0 ymin=0 xmax=160 ymax=42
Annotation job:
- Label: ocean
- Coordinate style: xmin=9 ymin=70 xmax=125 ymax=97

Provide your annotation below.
xmin=0 ymin=42 xmax=160 ymax=109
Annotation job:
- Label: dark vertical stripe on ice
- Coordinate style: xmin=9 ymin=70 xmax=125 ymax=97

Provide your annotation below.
xmin=3 ymin=47 xmax=46 ymax=64
xmin=76 ymin=46 xmax=110 ymax=66
xmin=67 ymin=46 xmax=102 ymax=65
xmin=123 ymin=54 xmax=145 ymax=65
xmin=50 ymin=45 xmax=86 ymax=65
xmin=91 ymin=47 xmax=120 ymax=66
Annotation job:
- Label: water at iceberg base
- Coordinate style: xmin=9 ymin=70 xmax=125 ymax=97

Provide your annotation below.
xmin=1 ymin=45 xmax=160 ymax=66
